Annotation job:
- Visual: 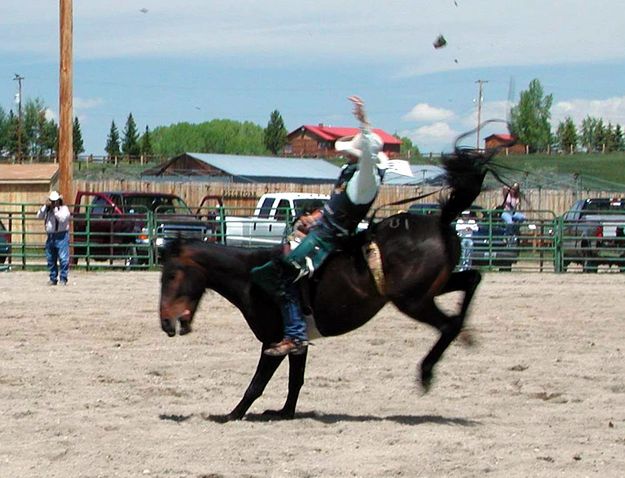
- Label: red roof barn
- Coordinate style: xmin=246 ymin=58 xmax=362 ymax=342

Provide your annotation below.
xmin=484 ymin=134 xmax=527 ymax=154
xmin=285 ymin=124 xmax=402 ymax=158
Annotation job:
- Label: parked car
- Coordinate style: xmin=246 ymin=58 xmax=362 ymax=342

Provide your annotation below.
xmin=561 ymin=197 xmax=625 ymax=272
xmin=0 ymin=218 xmax=11 ymax=264
xmin=408 ymin=203 xmax=519 ymax=271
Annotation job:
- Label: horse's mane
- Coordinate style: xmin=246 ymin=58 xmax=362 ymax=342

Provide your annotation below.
xmin=163 ymin=237 xmax=280 ymax=266
xmin=438 ymin=121 xmax=516 ymax=224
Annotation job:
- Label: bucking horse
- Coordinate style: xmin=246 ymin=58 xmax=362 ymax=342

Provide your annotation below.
xmin=158 ymin=139 xmax=504 ymax=421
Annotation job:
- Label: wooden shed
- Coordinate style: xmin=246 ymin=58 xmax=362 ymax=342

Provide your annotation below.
xmin=0 ymin=164 xmax=59 ymax=204
xmin=285 ymin=124 xmax=402 ymax=158
xmin=484 ymin=134 xmax=527 ymax=155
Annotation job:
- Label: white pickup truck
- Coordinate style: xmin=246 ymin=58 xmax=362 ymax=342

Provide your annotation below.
xmin=219 ymin=192 xmax=330 ymax=247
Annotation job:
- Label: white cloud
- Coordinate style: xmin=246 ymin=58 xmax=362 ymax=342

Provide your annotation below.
xmin=1 ymin=1 xmax=624 ymax=71
xmin=403 ymin=103 xmax=454 ymax=122
xmin=552 ymin=96 xmax=625 ymax=127
xmin=402 ymin=122 xmax=459 ymax=153
xmin=460 ymin=100 xmax=511 ymax=129
xmin=74 ymin=97 xmax=104 ymax=110
xmin=44 ymin=108 xmax=55 ymax=121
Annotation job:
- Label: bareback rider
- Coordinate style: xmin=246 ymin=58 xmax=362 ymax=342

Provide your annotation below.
xmin=251 ymin=95 xmax=390 ymax=356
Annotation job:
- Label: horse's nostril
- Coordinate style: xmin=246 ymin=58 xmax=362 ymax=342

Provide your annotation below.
xmin=161 ymin=319 xmax=176 ymax=336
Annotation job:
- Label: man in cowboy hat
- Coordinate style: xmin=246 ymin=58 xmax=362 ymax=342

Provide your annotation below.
xmin=37 ymin=191 xmax=72 ymax=285
xmin=251 ymin=96 xmax=410 ymax=356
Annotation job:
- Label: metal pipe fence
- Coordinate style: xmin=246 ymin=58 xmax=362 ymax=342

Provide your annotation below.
xmin=1 ymin=202 xmax=625 ymax=273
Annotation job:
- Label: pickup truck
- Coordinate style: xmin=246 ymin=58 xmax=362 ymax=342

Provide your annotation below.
xmin=561 ymin=197 xmax=625 ymax=272
xmin=73 ymin=191 xmax=212 ymax=266
xmin=408 ymin=203 xmax=519 ymax=271
xmin=214 ymin=192 xmax=329 ymax=247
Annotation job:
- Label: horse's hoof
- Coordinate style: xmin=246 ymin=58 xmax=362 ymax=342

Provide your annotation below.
xmin=202 ymin=413 xmax=241 ymax=423
xmin=420 ymin=370 xmax=433 ymax=393
xmin=262 ymin=409 xmax=295 ymax=420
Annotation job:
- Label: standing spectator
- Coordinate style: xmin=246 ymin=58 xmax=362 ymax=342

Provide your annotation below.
xmin=455 ymin=210 xmax=479 ymax=270
xmin=501 ymin=182 xmax=525 ymax=234
xmin=37 ymin=191 xmax=71 ymax=285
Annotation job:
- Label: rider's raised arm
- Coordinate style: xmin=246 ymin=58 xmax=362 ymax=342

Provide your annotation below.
xmin=345 ymin=97 xmax=381 ymax=205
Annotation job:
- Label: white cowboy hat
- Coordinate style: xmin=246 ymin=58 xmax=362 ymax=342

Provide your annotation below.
xmin=335 ymin=133 xmax=413 ymax=177
xmin=335 ymin=132 xmax=385 ymax=160
xmin=48 ymin=191 xmax=61 ymax=201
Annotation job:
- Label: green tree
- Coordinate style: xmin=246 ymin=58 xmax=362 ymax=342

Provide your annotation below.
xmin=73 ymin=117 xmax=85 ymax=158
xmin=0 ymin=107 xmax=9 ymax=156
xmin=140 ymin=125 xmax=153 ymax=157
xmin=396 ymin=135 xmax=420 ymax=160
xmin=555 ymin=117 xmax=578 ymax=153
xmin=151 ymin=119 xmax=268 ymax=156
xmin=105 ymin=120 xmax=121 ymax=158
xmin=263 ymin=110 xmax=288 ymax=155
xmin=580 ymin=116 xmax=599 ymax=152
xmin=40 ymin=118 xmax=58 ymax=158
xmin=6 ymin=110 xmax=20 ymax=160
xmin=510 ymin=79 xmax=553 ymax=152
xmin=122 ymin=113 xmax=140 ymax=157
xmin=614 ymin=124 xmax=624 ymax=151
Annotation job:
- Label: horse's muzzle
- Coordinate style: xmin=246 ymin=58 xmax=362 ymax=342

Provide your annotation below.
xmin=160 ymin=310 xmax=192 ymax=337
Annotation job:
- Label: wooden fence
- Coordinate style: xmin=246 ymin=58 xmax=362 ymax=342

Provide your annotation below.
xmin=0 ymin=178 xmax=622 ymax=217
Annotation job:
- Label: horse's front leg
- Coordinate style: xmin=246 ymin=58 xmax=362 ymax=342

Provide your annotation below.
xmin=213 ymin=348 xmax=285 ymax=422
xmin=262 ymin=348 xmax=308 ymax=420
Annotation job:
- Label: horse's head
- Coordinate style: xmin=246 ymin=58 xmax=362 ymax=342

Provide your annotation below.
xmin=159 ymin=239 xmax=206 ymax=337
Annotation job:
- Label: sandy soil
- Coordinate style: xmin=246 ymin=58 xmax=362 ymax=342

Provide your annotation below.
xmin=1 ymin=270 xmax=624 ymax=478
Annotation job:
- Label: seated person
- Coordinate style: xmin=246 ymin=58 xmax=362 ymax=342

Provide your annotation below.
xmin=501 ymin=182 xmax=525 ymax=234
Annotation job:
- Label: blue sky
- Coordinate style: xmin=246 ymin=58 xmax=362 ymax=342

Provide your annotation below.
xmin=1 ymin=0 xmax=624 ymax=155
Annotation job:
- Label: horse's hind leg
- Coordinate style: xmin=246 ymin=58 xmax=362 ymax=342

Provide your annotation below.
xmin=440 ymin=269 xmax=482 ymax=320
xmin=394 ymin=270 xmax=481 ymax=391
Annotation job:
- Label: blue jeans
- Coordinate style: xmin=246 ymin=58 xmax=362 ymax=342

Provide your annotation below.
xmin=45 ymin=231 xmax=70 ymax=283
xmin=501 ymin=211 xmax=525 ymax=234
xmin=459 ymin=237 xmax=473 ymax=270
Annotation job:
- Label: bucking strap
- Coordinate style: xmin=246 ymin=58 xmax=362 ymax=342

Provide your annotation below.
xmin=363 ymin=241 xmax=386 ymax=296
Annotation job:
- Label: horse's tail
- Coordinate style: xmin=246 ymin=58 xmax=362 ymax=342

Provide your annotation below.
xmin=439 ymin=122 xmax=515 ymax=225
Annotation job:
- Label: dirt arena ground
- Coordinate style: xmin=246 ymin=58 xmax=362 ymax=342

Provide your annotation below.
xmin=1 ymin=270 xmax=624 ymax=478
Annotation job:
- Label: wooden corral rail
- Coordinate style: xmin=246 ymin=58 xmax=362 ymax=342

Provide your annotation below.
xmin=1 ymin=179 xmax=624 ymax=217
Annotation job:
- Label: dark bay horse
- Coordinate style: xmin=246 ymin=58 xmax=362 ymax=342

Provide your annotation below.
xmin=159 ymin=146 xmax=500 ymax=421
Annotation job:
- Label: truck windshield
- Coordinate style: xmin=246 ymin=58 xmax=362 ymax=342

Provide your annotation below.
xmin=122 ymin=195 xmax=192 ymax=214
xmin=584 ymin=199 xmax=625 ymax=213
xmin=293 ymin=199 xmax=327 ymax=217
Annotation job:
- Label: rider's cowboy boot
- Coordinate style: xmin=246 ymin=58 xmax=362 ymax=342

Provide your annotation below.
xmin=264 ymin=338 xmax=308 ymax=356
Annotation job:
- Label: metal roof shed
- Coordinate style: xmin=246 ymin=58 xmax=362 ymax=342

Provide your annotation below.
xmin=142 ymin=153 xmax=342 ymax=184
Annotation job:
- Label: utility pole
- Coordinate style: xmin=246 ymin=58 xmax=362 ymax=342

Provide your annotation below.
xmin=475 ymin=79 xmax=488 ymax=150
xmin=13 ymin=74 xmax=24 ymax=163
xmin=59 ymin=0 xmax=73 ymax=201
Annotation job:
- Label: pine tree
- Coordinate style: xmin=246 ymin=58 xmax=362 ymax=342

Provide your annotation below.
xmin=73 ymin=117 xmax=85 ymax=158
xmin=140 ymin=125 xmax=153 ymax=157
xmin=263 ymin=110 xmax=288 ymax=155
xmin=105 ymin=120 xmax=121 ymax=158
xmin=122 ymin=113 xmax=140 ymax=157
xmin=614 ymin=124 xmax=624 ymax=151
xmin=555 ymin=117 xmax=578 ymax=153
